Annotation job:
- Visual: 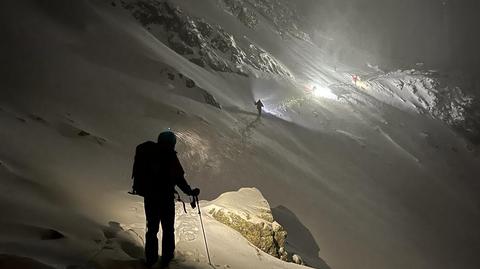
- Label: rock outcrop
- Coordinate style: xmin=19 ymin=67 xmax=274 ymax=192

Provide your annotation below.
xmin=218 ymin=0 xmax=311 ymax=41
xmin=292 ymin=254 xmax=304 ymax=265
xmin=114 ymin=0 xmax=292 ymax=78
xmin=367 ymin=69 xmax=480 ymax=144
xmin=204 ymin=188 xmax=289 ymax=261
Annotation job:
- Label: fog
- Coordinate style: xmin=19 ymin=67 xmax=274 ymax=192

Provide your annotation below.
xmin=297 ymin=0 xmax=480 ymax=74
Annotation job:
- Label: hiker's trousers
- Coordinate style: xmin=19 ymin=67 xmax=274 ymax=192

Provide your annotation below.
xmin=144 ymin=196 xmax=175 ymax=264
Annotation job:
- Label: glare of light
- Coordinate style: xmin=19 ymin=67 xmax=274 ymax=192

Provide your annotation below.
xmin=312 ymin=85 xmax=337 ymax=100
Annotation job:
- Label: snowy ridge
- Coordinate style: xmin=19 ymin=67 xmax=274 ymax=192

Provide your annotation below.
xmin=353 ymin=69 xmax=477 ymax=140
xmin=355 ymin=69 xmax=471 ymax=117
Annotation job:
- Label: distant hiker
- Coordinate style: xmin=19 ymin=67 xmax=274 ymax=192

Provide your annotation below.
xmin=352 ymin=75 xmax=358 ymax=85
xmin=131 ymin=131 xmax=200 ymax=268
xmin=255 ymin=99 xmax=264 ymax=116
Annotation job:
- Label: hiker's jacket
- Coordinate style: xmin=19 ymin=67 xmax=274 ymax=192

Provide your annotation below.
xmin=255 ymin=100 xmax=264 ymax=109
xmin=132 ymin=142 xmax=192 ymax=199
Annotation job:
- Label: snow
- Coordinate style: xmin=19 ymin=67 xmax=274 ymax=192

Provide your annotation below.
xmin=203 ymin=187 xmax=272 ymax=224
xmin=0 ymin=0 xmax=479 ymax=269
xmin=310 ymin=85 xmax=338 ymax=100
xmin=85 ymin=189 xmax=312 ymax=269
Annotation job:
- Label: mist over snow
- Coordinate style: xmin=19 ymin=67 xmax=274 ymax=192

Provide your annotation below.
xmin=301 ymin=0 xmax=480 ymax=72
xmin=0 ymin=1 xmax=479 ymax=269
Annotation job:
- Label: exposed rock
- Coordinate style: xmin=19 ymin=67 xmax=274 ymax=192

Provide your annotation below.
xmin=189 ymin=58 xmax=205 ymax=67
xmin=292 ymin=254 xmax=304 ymax=265
xmin=40 ymin=229 xmax=65 ymax=240
xmin=205 ymin=188 xmax=289 ymax=261
xmin=29 ymin=114 xmax=48 ymax=124
xmin=116 ymin=0 xmax=292 ymax=78
xmin=220 ymin=0 xmax=258 ymax=29
xmin=430 ymin=85 xmax=480 ymax=144
xmin=201 ymin=89 xmax=222 ymax=109
xmin=185 ymin=78 xmax=195 ymax=88
xmin=218 ymin=0 xmax=311 ymax=41
xmin=159 ymin=66 xmax=222 ymax=109
xmin=376 ymin=69 xmax=480 ymax=144
xmin=77 ymin=130 xmax=90 ymax=137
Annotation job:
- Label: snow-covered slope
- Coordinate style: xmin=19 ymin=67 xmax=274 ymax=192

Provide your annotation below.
xmin=0 ymin=187 xmax=313 ymax=269
xmin=1 ymin=0 xmax=479 ymax=269
xmin=93 ymin=188 xmax=314 ymax=269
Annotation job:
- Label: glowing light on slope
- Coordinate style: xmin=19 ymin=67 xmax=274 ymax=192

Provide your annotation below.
xmin=311 ymin=85 xmax=337 ymax=100
xmin=355 ymin=80 xmax=369 ymax=90
xmin=352 ymin=75 xmax=369 ymax=90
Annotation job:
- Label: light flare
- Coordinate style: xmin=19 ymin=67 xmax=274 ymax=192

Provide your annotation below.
xmin=310 ymin=85 xmax=337 ymax=100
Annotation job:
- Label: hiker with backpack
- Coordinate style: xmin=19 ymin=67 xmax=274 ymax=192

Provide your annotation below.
xmin=255 ymin=99 xmax=264 ymax=116
xmin=352 ymin=74 xmax=359 ymax=85
xmin=131 ymin=130 xmax=200 ymax=268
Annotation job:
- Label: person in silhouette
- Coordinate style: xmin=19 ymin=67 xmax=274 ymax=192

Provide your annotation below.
xmin=352 ymin=74 xmax=358 ymax=85
xmin=131 ymin=131 xmax=199 ymax=268
xmin=255 ymin=99 xmax=264 ymax=116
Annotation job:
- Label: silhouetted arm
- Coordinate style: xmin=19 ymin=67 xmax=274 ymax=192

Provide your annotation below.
xmin=171 ymin=154 xmax=193 ymax=195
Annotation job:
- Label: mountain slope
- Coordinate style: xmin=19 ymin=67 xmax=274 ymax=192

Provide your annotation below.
xmin=0 ymin=1 xmax=479 ymax=269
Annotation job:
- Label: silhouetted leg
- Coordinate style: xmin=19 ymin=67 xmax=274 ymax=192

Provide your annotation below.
xmin=160 ymin=202 xmax=175 ymax=264
xmin=144 ymin=198 xmax=160 ymax=266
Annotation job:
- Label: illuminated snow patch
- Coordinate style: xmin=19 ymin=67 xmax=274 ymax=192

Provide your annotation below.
xmin=312 ymin=85 xmax=337 ymax=100
xmin=262 ymin=105 xmax=276 ymax=115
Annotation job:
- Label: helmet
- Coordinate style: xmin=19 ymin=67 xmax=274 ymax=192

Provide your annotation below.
xmin=158 ymin=130 xmax=176 ymax=148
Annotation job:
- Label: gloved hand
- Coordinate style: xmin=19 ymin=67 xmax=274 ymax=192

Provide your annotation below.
xmin=128 ymin=189 xmax=138 ymax=195
xmin=190 ymin=188 xmax=200 ymax=197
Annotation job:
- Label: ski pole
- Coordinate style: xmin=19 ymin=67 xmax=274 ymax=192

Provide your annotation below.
xmin=195 ymin=195 xmax=213 ymax=266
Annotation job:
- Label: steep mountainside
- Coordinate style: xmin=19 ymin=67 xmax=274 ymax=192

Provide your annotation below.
xmin=0 ymin=1 xmax=479 ymax=269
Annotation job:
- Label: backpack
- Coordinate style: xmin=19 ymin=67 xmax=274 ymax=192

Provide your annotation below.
xmin=131 ymin=141 xmax=158 ymax=196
